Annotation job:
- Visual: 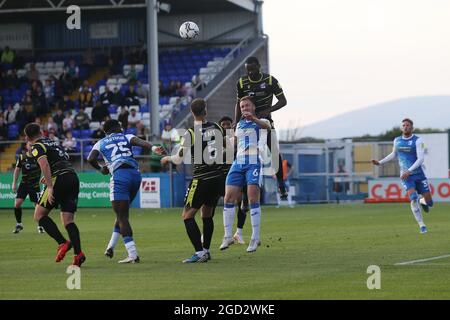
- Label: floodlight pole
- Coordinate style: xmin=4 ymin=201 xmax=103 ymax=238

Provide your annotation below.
xmin=255 ymin=0 xmax=264 ymax=36
xmin=147 ymin=0 xmax=160 ymax=139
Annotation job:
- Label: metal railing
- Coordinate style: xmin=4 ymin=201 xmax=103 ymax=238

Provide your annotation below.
xmin=0 ymin=138 xmax=172 ymax=173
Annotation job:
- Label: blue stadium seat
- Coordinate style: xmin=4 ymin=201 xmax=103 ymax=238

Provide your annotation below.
xmin=125 ymin=128 xmax=137 ymax=135
xmin=81 ymin=129 xmax=92 ymax=139
xmin=20 ymin=83 xmax=29 ymax=91
xmin=194 ymin=61 xmax=204 ymax=68
xmin=96 ymin=79 xmax=106 ymax=88
xmin=72 ymin=130 xmax=81 ymax=138
xmin=108 ymin=105 xmax=117 ymax=114
xmin=82 ymin=144 xmax=93 ymax=159
xmin=140 ymin=105 xmax=149 ymax=112
xmin=7 ymin=124 xmax=19 ymax=139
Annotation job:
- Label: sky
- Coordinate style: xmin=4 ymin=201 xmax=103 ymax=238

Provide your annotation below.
xmin=263 ymin=0 xmax=450 ymax=130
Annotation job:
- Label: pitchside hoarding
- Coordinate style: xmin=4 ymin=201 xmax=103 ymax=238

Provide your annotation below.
xmin=0 ymin=173 xmax=184 ymax=208
xmin=0 ymin=173 xmax=110 ymax=208
xmin=368 ymin=179 xmax=450 ymax=202
xmin=139 ymin=177 xmax=161 ymax=208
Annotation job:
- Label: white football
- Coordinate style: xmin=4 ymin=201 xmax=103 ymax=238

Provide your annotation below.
xmin=179 ymin=21 xmax=199 ymax=40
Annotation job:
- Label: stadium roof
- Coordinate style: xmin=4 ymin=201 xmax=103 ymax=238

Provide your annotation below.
xmin=0 ymin=0 xmax=256 ymax=14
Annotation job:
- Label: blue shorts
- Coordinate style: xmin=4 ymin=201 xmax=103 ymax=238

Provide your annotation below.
xmin=110 ymin=168 xmax=142 ymax=202
xmin=401 ymin=172 xmax=430 ymax=194
xmin=226 ymin=162 xmax=262 ymax=187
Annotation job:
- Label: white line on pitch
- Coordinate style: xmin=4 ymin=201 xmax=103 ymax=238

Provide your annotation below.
xmin=394 ymin=254 xmax=450 ymax=266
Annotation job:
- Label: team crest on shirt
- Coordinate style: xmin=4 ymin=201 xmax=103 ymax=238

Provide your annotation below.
xmin=408 ymin=141 xmax=413 ymax=145
xmin=260 ymin=83 xmax=266 ymax=89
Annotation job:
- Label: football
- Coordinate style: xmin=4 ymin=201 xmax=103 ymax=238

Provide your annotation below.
xmin=179 ymin=21 xmax=199 ymax=40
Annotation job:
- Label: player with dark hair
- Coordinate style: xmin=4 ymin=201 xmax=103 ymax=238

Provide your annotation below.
xmin=11 ymin=142 xmax=44 ymax=234
xmin=372 ymin=118 xmax=433 ymax=233
xmin=161 ymin=98 xmax=225 ymax=263
xmin=24 ymin=122 xmax=85 ymax=267
xmin=234 ymin=56 xmax=288 ymax=199
xmin=87 ymin=119 xmax=161 ymax=263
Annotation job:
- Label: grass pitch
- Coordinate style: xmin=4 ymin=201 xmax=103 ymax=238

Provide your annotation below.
xmin=1 ymin=203 xmax=450 ymax=299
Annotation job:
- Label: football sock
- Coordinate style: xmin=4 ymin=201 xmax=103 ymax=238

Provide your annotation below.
xmin=65 ymin=223 xmax=82 ymax=255
xmin=184 ymin=218 xmax=203 ymax=252
xmin=107 ymin=226 xmax=121 ymax=250
xmin=39 ymin=216 xmax=66 ymax=245
xmin=202 ymin=217 xmax=214 ymax=250
xmin=14 ymin=208 xmax=22 ymax=224
xmin=250 ymin=203 xmax=261 ymax=240
xmin=276 ymin=192 xmax=281 ymax=206
xmin=237 ymin=206 xmax=247 ymax=229
xmin=236 ymin=227 xmax=243 ymax=236
xmin=410 ymin=200 xmax=425 ymax=227
xmin=123 ymin=236 xmax=138 ymax=259
xmin=223 ymin=203 xmax=235 ymax=238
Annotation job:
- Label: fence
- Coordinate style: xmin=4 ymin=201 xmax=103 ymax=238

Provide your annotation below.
xmin=275 ymin=141 xmax=401 ymax=204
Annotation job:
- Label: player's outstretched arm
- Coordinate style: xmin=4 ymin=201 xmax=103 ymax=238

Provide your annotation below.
xmin=372 ymin=143 xmax=396 ymax=166
xmin=161 ymin=145 xmax=186 ymax=165
xmin=253 ymin=117 xmax=272 ymax=130
xmin=372 ymin=151 xmax=396 ymax=166
xmin=129 ymin=136 xmax=152 ymax=152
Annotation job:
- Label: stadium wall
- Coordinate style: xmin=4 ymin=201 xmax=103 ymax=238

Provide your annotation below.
xmin=4 ymin=10 xmax=255 ymax=51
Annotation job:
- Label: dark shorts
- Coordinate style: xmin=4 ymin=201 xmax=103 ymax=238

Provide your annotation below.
xmin=16 ymin=182 xmax=40 ymax=203
xmin=184 ymin=176 xmax=223 ymax=209
xmin=38 ymin=173 xmax=80 ymax=213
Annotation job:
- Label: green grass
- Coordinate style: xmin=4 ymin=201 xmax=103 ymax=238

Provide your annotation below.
xmin=1 ymin=203 xmax=450 ymax=299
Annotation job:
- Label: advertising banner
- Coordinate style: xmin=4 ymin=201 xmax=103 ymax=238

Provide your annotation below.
xmin=0 ymin=173 xmax=111 ymax=208
xmin=140 ymin=177 xmax=161 ymax=208
xmin=0 ymin=24 xmax=32 ymax=49
xmin=368 ymin=178 xmax=450 ymax=202
xmin=89 ymin=22 xmax=119 ymax=39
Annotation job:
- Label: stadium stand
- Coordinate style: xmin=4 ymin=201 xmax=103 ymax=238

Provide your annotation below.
xmin=0 ymin=0 xmax=268 ymax=173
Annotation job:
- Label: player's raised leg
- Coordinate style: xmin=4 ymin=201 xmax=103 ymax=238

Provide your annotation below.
xmin=182 ymin=206 xmax=208 ymax=263
xmin=220 ymin=185 xmax=241 ymax=250
xmin=201 ymin=205 xmax=214 ymax=260
xmin=113 ymin=200 xmax=140 ymax=263
xmin=105 ymin=220 xmax=120 ymax=258
xmin=420 ymin=192 xmax=433 ymax=213
xmin=12 ymin=198 xmax=24 ymax=234
xmin=61 ymin=211 xmax=85 ymax=266
xmin=234 ymin=191 xmax=247 ymax=244
xmin=407 ymin=189 xmax=427 ymax=233
xmin=246 ymin=184 xmax=262 ymax=253
xmin=34 ymin=204 xmax=71 ymax=261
